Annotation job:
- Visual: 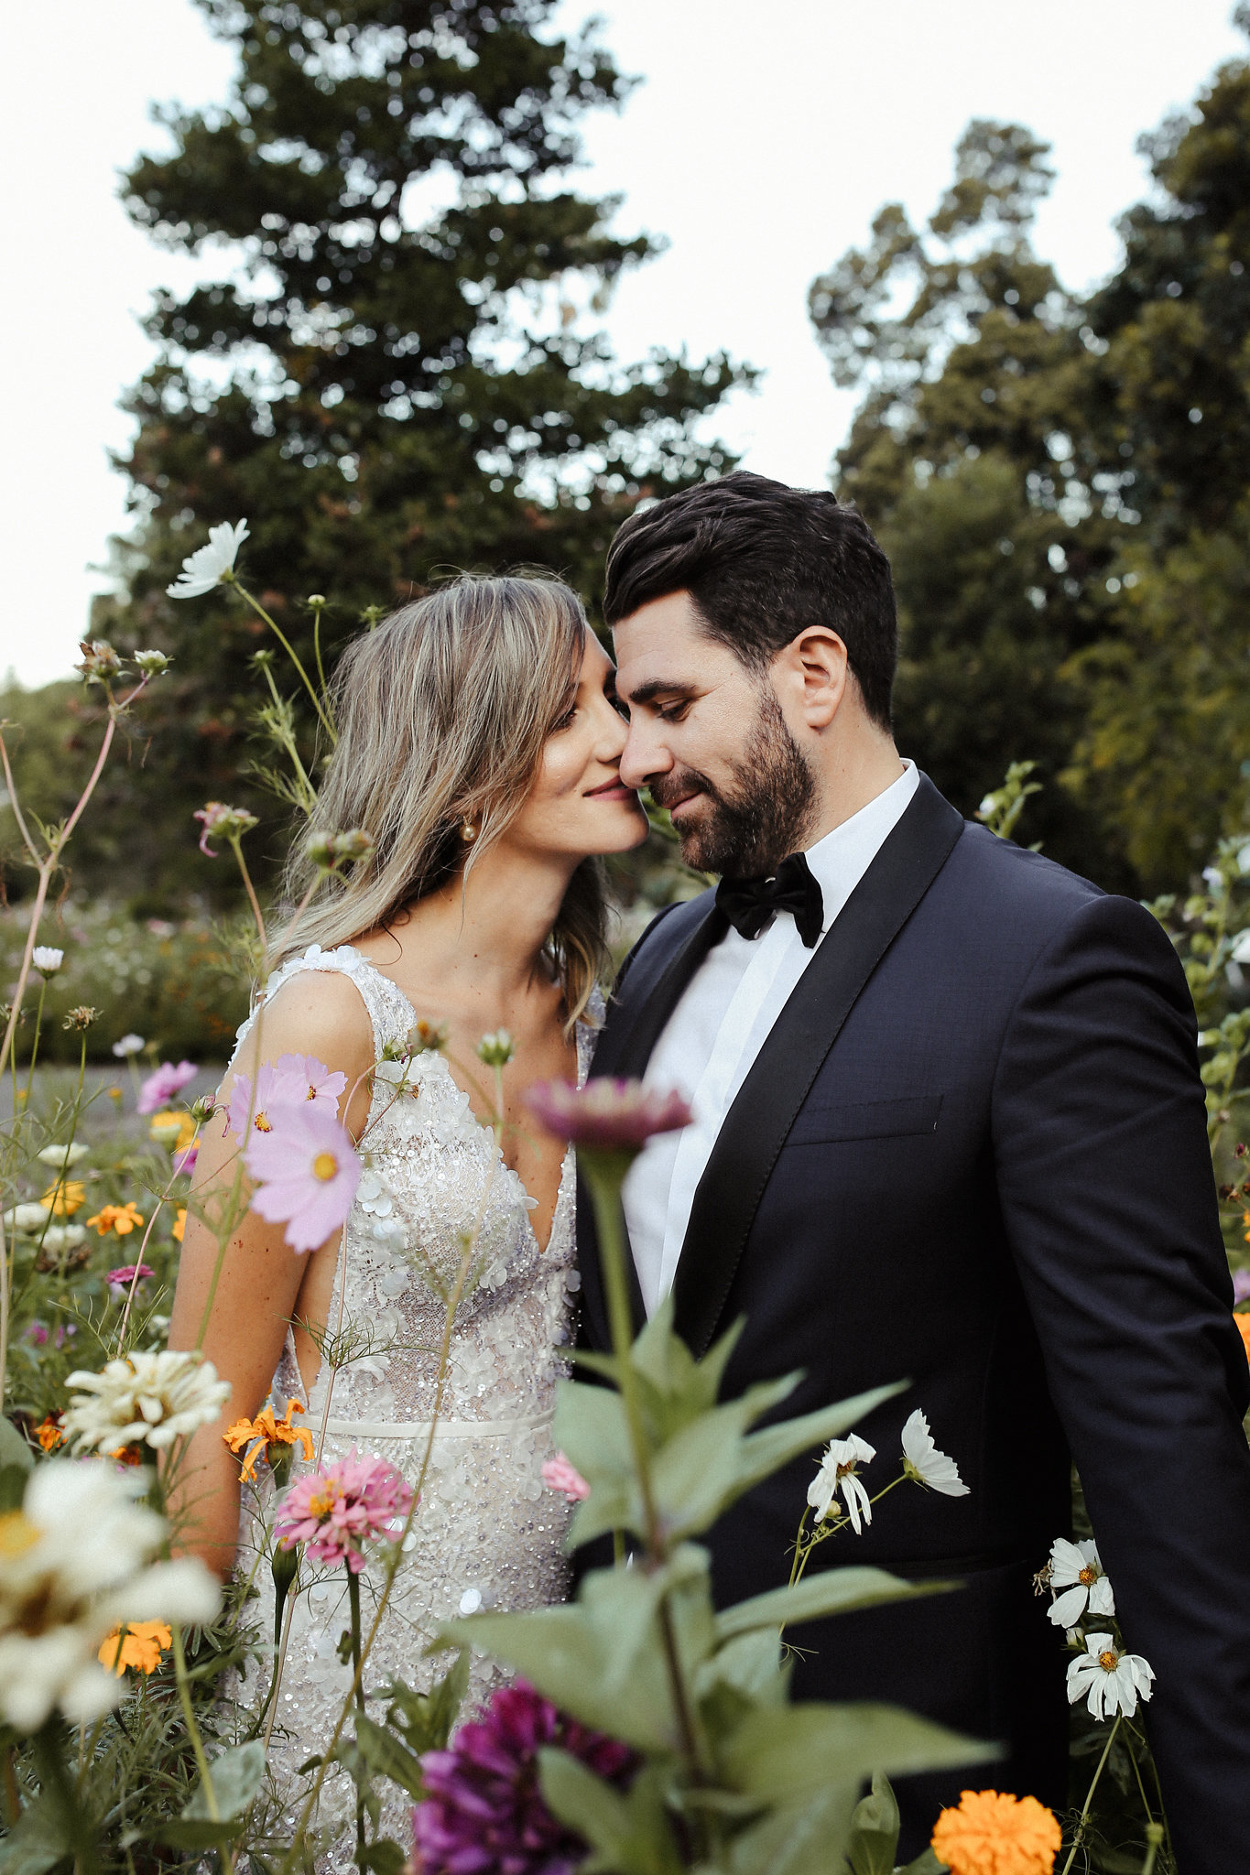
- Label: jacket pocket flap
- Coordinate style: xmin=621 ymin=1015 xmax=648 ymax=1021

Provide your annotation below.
xmin=787 ymin=1094 xmax=943 ymax=1145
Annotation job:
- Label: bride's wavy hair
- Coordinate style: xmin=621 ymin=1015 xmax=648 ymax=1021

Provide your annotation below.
xmin=272 ymin=574 xmax=610 ymax=1032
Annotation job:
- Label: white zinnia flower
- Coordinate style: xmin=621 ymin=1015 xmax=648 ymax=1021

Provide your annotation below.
xmin=5 ymin=1204 xmax=52 ymax=1233
xmin=1066 ymin=1631 xmax=1155 ymax=1719
xmin=63 ymin=1350 xmax=230 ymax=1454
xmin=36 ymin=1143 xmax=88 ymax=1169
xmin=0 ymin=1460 xmax=219 ymax=1732
xmin=1047 ymin=1537 xmax=1115 ymax=1629
xmin=32 ymin=947 xmax=64 ymax=977
xmin=166 ymin=519 xmax=250 ymax=599
xmin=808 ymin=1433 xmax=875 ymax=1532
xmin=39 ymin=1225 xmax=86 ymax=1253
xmin=112 ymin=1033 xmax=146 ymax=1058
xmin=900 ymin=1410 xmax=970 ymax=1496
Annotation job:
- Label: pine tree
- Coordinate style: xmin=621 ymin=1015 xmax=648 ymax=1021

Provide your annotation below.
xmin=95 ymin=0 xmax=741 ymax=901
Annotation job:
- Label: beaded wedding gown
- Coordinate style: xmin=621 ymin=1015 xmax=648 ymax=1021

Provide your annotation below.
xmin=229 ymin=944 xmax=588 ymax=1864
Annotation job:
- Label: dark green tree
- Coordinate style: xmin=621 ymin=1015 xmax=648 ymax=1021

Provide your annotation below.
xmin=96 ymin=0 xmax=743 ymax=898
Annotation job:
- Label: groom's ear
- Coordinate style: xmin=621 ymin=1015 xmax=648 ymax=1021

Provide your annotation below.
xmin=774 ymin=627 xmax=849 ymax=731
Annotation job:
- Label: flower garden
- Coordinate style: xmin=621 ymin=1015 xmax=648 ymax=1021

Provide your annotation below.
xmin=1 ymin=530 xmax=1249 ymax=1875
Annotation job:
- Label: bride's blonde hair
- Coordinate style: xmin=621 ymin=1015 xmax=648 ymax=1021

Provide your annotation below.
xmin=273 ymin=574 xmax=610 ymax=1031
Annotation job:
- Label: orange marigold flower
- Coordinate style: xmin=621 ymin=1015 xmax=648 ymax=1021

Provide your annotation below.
xmin=224 ymin=1399 xmax=314 ymax=1481
xmin=1234 ymin=1314 xmax=1250 ymax=1362
xmin=172 ymin=1207 xmax=187 ymax=1243
xmin=98 ymin=1620 xmax=172 ymax=1677
xmin=40 ymin=1180 xmax=86 ymax=1217
xmin=34 ymin=1413 xmax=64 ymax=1453
xmin=85 ymin=1201 xmax=145 ymax=1237
xmin=931 ymin=1789 xmax=1061 ymax=1875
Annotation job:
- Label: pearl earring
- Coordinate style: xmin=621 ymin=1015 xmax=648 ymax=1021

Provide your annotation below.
xmin=461 ymin=819 xmax=478 ymax=844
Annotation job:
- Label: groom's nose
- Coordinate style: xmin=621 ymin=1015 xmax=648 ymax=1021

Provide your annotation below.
xmin=619 ymin=716 xmax=672 ymax=792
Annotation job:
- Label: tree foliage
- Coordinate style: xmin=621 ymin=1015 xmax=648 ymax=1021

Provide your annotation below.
xmin=811 ymin=29 xmax=1250 ymax=890
xmin=95 ymin=0 xmax=744 ymax=895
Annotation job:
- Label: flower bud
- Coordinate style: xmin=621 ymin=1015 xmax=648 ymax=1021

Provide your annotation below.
xmin=32 ymin=947 xmax=64 ymax=978
xmin=305 ymin=828 xmax=376 ymax=873
xmin=190 ymin=1094 xmax=218 ymax=1125
xmin=76 ymin=640 xmax=122 ymax=683
xmin=406 ymin=1018 xmax=449 ymax=1056
xmin=306 ymin=594 xmax=327 ymax=606
xmin=477 ymin=1030 xmax=515 ymax=1069
xmin=194 ymin=802 xmax=259 ymax=857
xmin=62 ymin=1006 xmax=99 ymax=1032
xmin=133 ymin=649 xmax=171 ymax=675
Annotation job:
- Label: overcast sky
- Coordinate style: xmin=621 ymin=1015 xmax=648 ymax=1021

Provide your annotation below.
xmin=1 ymin=1 xmax=1244 ymax=687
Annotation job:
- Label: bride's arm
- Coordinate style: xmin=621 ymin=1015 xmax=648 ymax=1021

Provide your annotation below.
xmin=165 ymin=970 xmax=375 ymax=1574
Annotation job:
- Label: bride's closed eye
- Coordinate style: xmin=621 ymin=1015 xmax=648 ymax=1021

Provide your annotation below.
xmin=550 ymin=703 xmax=578 ymax=732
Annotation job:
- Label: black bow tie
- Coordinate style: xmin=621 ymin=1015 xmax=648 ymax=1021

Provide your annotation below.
xmin=716 ymin=851 xmax=824 ymax=948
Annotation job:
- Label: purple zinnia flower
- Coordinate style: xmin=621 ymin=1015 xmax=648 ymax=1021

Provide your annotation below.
xmin=137 ymin=1060 xmax=197 ymax=1115
xmin=107 ymin=1263 xmax=154 ymax=1298
xmin=524 ymin=1078 xmax=692 ymax=1151
xmin=414 ymin=1681 xmax=634 ymax=1875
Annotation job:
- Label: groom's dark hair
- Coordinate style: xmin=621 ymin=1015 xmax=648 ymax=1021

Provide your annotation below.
xmin=603 ymin=471 xmax=898 ymax=730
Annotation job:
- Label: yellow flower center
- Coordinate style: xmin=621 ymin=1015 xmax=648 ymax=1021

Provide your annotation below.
xmin=254 ymin=1112 xmax=271 ymax=1132
xmin=308 ymin=1486 xmax=338 ymax=1519
xmin=1079 ymin=1565 xmax=1097 ymax=1585
xmin=0 ymin=1511 xmax=39 ymax=1559
xmin=312 ymin=1151 xmax=338 ymax=1182
xmin=305 ymin=1086 xmax=317 ymax=1101
xmin=1099 ymin=1649 xmax=1119 ymax=1671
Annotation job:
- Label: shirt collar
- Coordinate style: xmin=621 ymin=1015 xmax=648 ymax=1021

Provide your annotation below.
xmin=800 ymin=759 xmax=918 ymax=935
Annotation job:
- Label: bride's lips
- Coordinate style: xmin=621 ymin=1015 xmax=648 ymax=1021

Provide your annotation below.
xmin=585 ymin=778 xmax=636 ymax=802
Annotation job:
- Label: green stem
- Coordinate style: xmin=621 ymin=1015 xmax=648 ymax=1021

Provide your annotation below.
xmin=171 ymin=1624 xmax=218 ymax=1821
xmin=311 ymin=602 xmax=328 ymax=699
xmin=229 ymin=578 xmax=336 ymax=744
xmin=1061 ymin=1713 xmax=1121 ymax=1875
xmin=1 ymin=1742 xmax=20 ymax=1825
xmin=1140 ymin=1821 xmax=1165 ymax=1875
xmin=23 ymin=977 xmax=47 ymax=1104
xmin=347 ymin=1566 xmax=367 ymax=1852
xmin=34 ymin=1721 xmax=99 ymax=1875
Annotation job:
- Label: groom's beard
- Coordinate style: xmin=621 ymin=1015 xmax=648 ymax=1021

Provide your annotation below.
xmin=651 ymin=689 xmax=817 ymax=877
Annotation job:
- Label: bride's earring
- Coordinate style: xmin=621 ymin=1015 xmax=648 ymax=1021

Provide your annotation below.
xmin=461 ymin=819 xmax=478 ymax=844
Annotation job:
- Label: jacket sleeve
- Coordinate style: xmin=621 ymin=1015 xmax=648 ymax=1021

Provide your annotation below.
xmin=991 ymin=890 xmax=1250 ymax=1874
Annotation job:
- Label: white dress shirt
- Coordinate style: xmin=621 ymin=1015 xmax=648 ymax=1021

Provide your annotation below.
xmin=622 ymin=760 xmax=919 ymax=1315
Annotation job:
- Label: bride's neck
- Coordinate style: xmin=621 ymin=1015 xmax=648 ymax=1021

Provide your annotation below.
xmin=391 ymin=842 xmax=575 ymax=1005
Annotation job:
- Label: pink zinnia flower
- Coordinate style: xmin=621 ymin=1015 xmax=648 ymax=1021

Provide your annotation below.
xmin=137 ymin=1060 xmax=197 ymax=1115
xmin=540 ymin=1452 xmax=590 ymax=1503
xmin=273 ymin=1449 xmax=413 ymax=1572
xmin=525 ymin=1078 xmax=692 ymax=1150
xmin=244 ymin=1101 xmax=362 ymax=1253
xmin=414 ymin=1680 xmax=635 ymax=1875
xmin=107 ymin=1263 xmax=154 ymax=1297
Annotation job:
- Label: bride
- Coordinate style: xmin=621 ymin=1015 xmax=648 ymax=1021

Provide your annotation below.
xmin=166 ymin=573 xmax=647 ymax=1850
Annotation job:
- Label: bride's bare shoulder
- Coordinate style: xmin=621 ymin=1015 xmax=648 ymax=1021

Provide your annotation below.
xmin=231 ymin=962 xmax=375 ymax=1087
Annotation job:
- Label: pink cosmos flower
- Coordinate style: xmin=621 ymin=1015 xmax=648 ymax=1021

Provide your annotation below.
xmin=225 ymin=1054 xmax=348 ymax=1137
xmin=174 ymin=1142 xmax=198 ymax=1176
xmin=273 ymin=1449 xmax=413 ymax=1572
xmin=1233 ymin=1268 xmax=1250 ymax=1306
xmin=107 ymin=1263 xmax=154 ymax=1297
xmin=244 ymin=1101 xmax=362 ymax=1253
xmin=540 ymin=1452 xmax=590 ymax=1502
xmin=525 ymin=1077 xmax=692 ymax=1150
xmin=193 ymin=801 xmax=258 ymax=857
xmin=137 ymin=1060 xmax=197 ymax=1115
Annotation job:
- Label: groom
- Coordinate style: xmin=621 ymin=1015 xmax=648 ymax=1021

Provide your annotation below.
xmin=575 ymin=471 xmax=1250 ymax=1866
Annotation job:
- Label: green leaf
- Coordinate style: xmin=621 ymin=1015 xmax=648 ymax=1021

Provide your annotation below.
xmin=554 ymin=1381 xmax=641 ymax=1546
xmin=166 ymin=1738 xmax=267 ymax=1845
xmin=734 ymin=1382 xmax=907 ymax=1497
xmin=378 ymin=1652 xmax=468 ymax=1755
xmin=900 ymin=1852 xmax=949 ymax=1874
xmin=352 ymin=1714 xmax=425 ymax=1799
xmin=357 ymin=1843 xmax=407 ymax=1875
xmin=722 ymin=1703 xmax=996 ymax=1802
xmin=0 ymin=1794 xmax=71 ymax=1875
xmin=0 ymin=1465 xmax=29 ymax=1513
xmin=724 ymin=1782 xmax=860 ymax=1875
xmin=715 ymin=1566 xmax=951 ymax=1640
xmin=696 ymin=1628 xmax=788 ymax=1710
xmin=847 ymin=1772 xmax=901 ymax=1875
xmin=0 ymin=1418 xmax=34 ymax=1476
xmin=538 ymin=1753 xmax=684 ymax=1875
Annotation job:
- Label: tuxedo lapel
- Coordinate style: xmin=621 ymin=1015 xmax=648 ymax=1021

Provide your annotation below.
xmin=670 ymin=776 xmax=965 ymax=1357
xmin=577 ymin=893 xmax=726 ymax=1351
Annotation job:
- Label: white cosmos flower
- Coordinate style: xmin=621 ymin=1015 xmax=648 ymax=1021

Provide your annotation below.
xmin=32 ymin=948 xmax=64 ymax=977
xmin=112 ymin=1033 xmax=145 ymax=1058
xmin=808 ymin=1433 xmax=875 ymax=1532
xmin=900 ymin=1410 xmax=970 ymax=1496
xmin=166 ymin=519 xmax=250 ymax=599
xmin=1047 ymin=1537 xmax=1115 ymax=1628
xmin=63 ymin=1350 xmax=230 ymax=1454
xmin=36 ymin=1143 xmax=88 ymax=1169
xmin=1066 ymin=1631 xmax=1155 ymax=1720
xmin=1230 ymin=929 xmax=1250 ymax=966
xmin=0 ymin=1460 xmax=219 ymax=1732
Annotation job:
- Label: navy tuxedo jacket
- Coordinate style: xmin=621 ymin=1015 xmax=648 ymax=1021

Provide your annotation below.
xmin=576 ymin=775 xmax=1250 ymax=1869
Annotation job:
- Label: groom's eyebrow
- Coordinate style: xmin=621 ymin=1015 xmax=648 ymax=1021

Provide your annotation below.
xmin=624 ymin=678 xmax=697 ymax=707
